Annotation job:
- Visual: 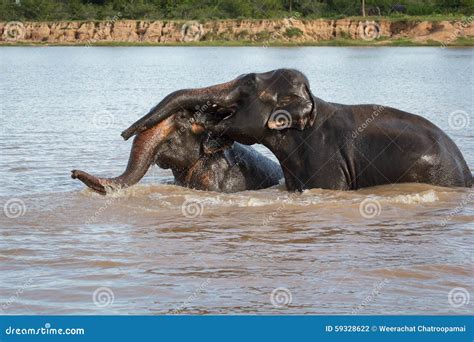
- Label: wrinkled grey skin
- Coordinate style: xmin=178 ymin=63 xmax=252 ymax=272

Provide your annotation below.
xmin=121 ymin=69 xmax=472 ymax=191
xmin=72 ymin=110 xmax=282 ymax=194
xmin=151 ymin=110 xmax=282 ymax=192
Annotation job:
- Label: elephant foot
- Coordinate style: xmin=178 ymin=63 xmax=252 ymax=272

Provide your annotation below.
xmin=71 ymin=170 xmax=108 ymax=195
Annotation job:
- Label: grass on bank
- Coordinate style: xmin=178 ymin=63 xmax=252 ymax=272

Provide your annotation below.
xmin=1 ymin=36 xmax=473 ymax=47
xmin=320 ymin=14 xmax=472 ymax=22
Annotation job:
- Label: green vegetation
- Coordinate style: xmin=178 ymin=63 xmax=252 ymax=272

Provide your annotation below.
xmin=255 ymin=30 xmax=272 ymax=40
xmin=0 ymin=0 xmax=472 ymax=21
xmin=453 ymin=36 xmax=474 ymax=45
xmin=284 ymin=27 xmax=303 ymax=37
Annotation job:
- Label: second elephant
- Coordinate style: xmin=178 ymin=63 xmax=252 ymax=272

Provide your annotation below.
xmin=71 ymin=109 xmax=282 ymax=194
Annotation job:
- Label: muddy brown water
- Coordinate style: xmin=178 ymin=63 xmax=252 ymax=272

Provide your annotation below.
xmin=0 ymin=47 xmax=472 ymax=314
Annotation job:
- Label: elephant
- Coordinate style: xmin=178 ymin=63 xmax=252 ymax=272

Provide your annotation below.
xmin=71 ymin=109 xmax=282 ymax=194
xmin=120 ymin=69 xmax=472 ymax=192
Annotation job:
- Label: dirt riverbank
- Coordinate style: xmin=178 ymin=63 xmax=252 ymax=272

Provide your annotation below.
xmin=1 ymin=17 xmax=473 ymax=46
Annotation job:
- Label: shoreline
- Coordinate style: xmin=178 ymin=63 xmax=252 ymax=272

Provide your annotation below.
xmin=1 ymin=17 xmax=473 ymax=47
xmin=1 ymin=38 xmax=473 ymax=47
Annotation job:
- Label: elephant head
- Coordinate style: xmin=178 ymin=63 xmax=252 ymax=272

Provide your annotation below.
xmin=153 ymin=111 xmax=233 ymax=171
xmin=120 ymin=69 xmax=316 ymax=145
xmin=72 ymin=109 xmax=231 ymax=195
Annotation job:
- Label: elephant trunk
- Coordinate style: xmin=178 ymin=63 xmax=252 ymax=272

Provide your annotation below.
xmin=72 ymin=117 xmax=174 ymax=195
xmin=121 ymin=79 xmax=239 ymax=141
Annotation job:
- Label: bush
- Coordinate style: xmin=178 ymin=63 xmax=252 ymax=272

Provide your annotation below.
xmin=256 ymin=30 xmax=272 ymax=40
xmin=406 ymin=2 xmax=439 ymax=16
xmin=284 ymin=27 xmax=303 ymax=38
xmin=0 ymin=0 xmax=471 ymax=21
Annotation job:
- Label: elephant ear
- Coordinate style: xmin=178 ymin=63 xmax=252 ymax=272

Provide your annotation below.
xmin=202 ymin=133 xmax=234 ymax=155
xmin=267 ymin=84 xmax=316 ymax=131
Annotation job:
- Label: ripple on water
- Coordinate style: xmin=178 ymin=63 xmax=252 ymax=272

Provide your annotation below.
xmin=1 ymin=46 xmax=473 ymax=314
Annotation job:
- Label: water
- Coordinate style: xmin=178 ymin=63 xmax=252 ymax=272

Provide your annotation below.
xmin=0 ymin=47 xmax=472 ymax=314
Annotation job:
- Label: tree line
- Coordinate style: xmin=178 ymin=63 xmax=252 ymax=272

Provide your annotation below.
xmin=1 ymin=0 xmax=472 ymax=21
